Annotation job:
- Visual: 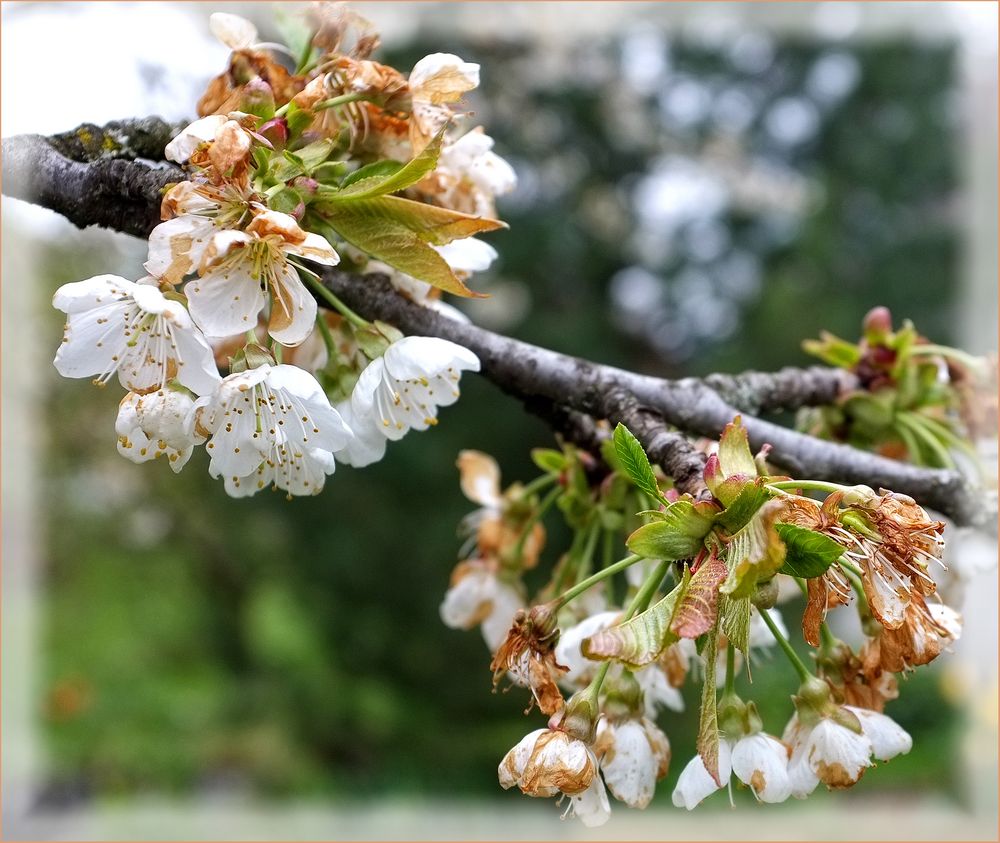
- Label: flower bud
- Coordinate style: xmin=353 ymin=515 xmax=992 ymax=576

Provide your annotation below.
xmin=751 ymin=577 xmax=779 ymax=610
xmin=862 ymin=306 xmax=893 ymax=344
xmin=239 ymin=79 xmax=276 ymax=119
xmin=258 ymin=117 xmax=289 ymax=150
xmin=552 ymin=689 xmax=600 ymax=744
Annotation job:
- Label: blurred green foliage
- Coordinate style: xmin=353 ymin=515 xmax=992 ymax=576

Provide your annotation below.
xmin=37 ymin=26 xmax=964 ymax=805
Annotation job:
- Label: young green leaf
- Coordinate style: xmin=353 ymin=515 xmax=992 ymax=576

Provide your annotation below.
xmin=613 ymin=423 xmax=664 ymax=504
xmin=721 ymin=594 xmax=751 ymax=654
xmin=626 ymin=500 xmax=713 ymax=560
xmin=340 ymin=159 xmax=405 ymax=189
xmin=670 ymin=554 xmax=727 ymax=639
xmin=581 ymin=572 xmax=688 ymax=667
xmin=775 ymin=523 xmax=845 ymax=578
xmin=715 ymin=480 xmax=771 ymax=534
xmin=720 ymin=499 xmax=787 ymax=600
xmin=530 ymin=448 xmax=567 ymax=473
xmin=323 ymin=127 xmax=446 ymax=201
xmin=309 ymin=197 xmax=504 ymax=296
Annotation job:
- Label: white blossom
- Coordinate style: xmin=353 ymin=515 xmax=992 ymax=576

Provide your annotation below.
xmin=439 ymin=559 xmax=523 ymax=651
xmin=438 ymin=128 xmax=517 ymax=216
xmin=844 ymin=706 xmax=913 ymax=761
xmin=185 ymin=210 xmax=339 ymax=346
xmin=673 ymin=731 xmax=792 ymax=808
xmin=192 ymin=363 xmax=351 ymax=497
xmin=350 ymin=336 xmax=480 ymax=441
xmin=783 ymin=712 xmax=875 ymax=796
xmin=498 ymin=728 xmax=610 ymax=827
xmin=730 ymin=732 xmax=793 ymax=803
xmin=672 ymin=739 xmax=733 ymax=810
xmin=597 ymin=717 xmax=670 ymax=809
xmin=116 ymin=388 xmax=204 ymax=473
xmin=52 ymin=274 xmax=221 ymax=395
xmin=408 ymin=53 xmax=480 ymax=147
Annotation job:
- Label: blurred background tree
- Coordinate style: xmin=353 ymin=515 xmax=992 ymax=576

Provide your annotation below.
xmin=8 ymin=3 xmax=979 ymax=812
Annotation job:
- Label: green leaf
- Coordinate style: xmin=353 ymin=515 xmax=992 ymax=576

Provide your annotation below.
xmin=775 ymin=523 xmax=845 ymax=578
xmin=582 ymin=572 xmax=688 ymax=668
xmin=715 ymin=480 xmax=771 ymax=534
xmin=341 ymin=159 xmax=405 ymax=189
xmin=531 ymin=448 xmax=567 ymax=473
xmin=613 ymin=423 xmax=663 ymax=504
xmin=295 ymin=138 xmax=337 ymax=173
xmin=802 ymin=332 xmax=863 ymax=369
xmin=324 ymin=128 xmax=446 ymax=201
xmin=720 ymin=500 xmax=787 ymax=600
xmin=309 ymin=197 xmax=504 ymax=297
xmin=721 ymin=595 xmax=751 ymax=654
xmin=717 ymin=416 xmax=757 ymax=481
xmin=671 ymin=555 xmax=727 ymax=639
xmin=696 ymin=616 xmax=722 ymax=786
xmin=626 ymin=501 xmax=713 ymax=560
xmin=267 ymin=187 xmax=303 ymax=216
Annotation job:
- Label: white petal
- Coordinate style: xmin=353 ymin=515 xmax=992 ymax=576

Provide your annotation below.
xmin=569 ymin=774 xmax=611 ymax=827
xmin=53 ymin=274 xmax=136 ymax=314
xmin=266 ymin=261 xmax=317 ymax=347
xmin=263 ymin=364 xmax=352 ymax=452
xmin=409 ymin=53 xmax=480 ymax=103
xmin=671 ymin=741 xmax=732 ymax=810
xmin=480 ymin=581 xmax=523 ymax=652
xmin=554 ymin=611 xmax=622 ymax=687
xmin=635 ymin=663 xmax=685 ymax=716
xmin=600 ymin=720 xmax=659 ymax=809
xmin=168 ymin=320 xmax=223 ymax=396
xmin=928 ymin=602 xmax=963 ymax=641
xmin=845 ymin=707 xmax=912 ymax=761
xmin=286 ymin=231 xmax=340 ymax=266
xmin=209 ymin=12 xmax=258 ymax=49
xmin=434 ymin=237 xmax=498 ymax=274
xmin=731 ymin=733 xmax=792 ymax=803
xmin=805 ymin=718 xmax=872 ymax=788
xmin=186 ymin=262 xmax=267 ymax=339
xmin=164 ymin=115 xmax=227 ymax=163
xmin=440 ymin=566 xmax=495 ymax=630
xmin=332 ymin=399 xmax=388 ymax=468
xmin=145 ymin=215 xmax=217 ymax=286
xmin=382 ymin=336 xmax=480 ymax=381
xmin=498 ymin=729 xmax=547 ymax=790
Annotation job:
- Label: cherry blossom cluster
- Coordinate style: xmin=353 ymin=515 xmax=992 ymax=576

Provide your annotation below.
xmin=50 ymin=5 xmax=512 ymax=497
xmin=442 ymin=421 xmax=966 ymax=825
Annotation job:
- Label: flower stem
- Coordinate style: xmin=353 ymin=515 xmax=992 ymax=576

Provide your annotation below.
xmin=302 ymin=274 xmax=370 ymax=330
xmin=519 ymin=473 xmax=558 ymax=500
xmin=315 ymin=92 xmax=367 ymax=112
xmin=724 ymin=637 xmax=737 ymax=696
xmin=760 ymin=604 xmax=812 ymax=682
xmin=553 ymin=554 xmax=643 ymax=611
xmin=315 ymin=313 xmax=337 ymax=360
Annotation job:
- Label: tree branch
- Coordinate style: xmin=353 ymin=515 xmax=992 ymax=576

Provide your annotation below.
xmin=1 ymin=119 xmax=989 ymax=527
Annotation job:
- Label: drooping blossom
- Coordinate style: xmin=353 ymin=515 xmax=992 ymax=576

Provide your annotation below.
xmin=594 ymin=716 xmax=670 ymax=809
xmin=439 ymin=558 xmax=524 ymax=652
xmin=407 ymin=53 xmax=480 ymax=150
xmin=350 ymin=336 xmax=480 ymax=440
xmin=498 ymin=727 xmax=610 ymax=827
